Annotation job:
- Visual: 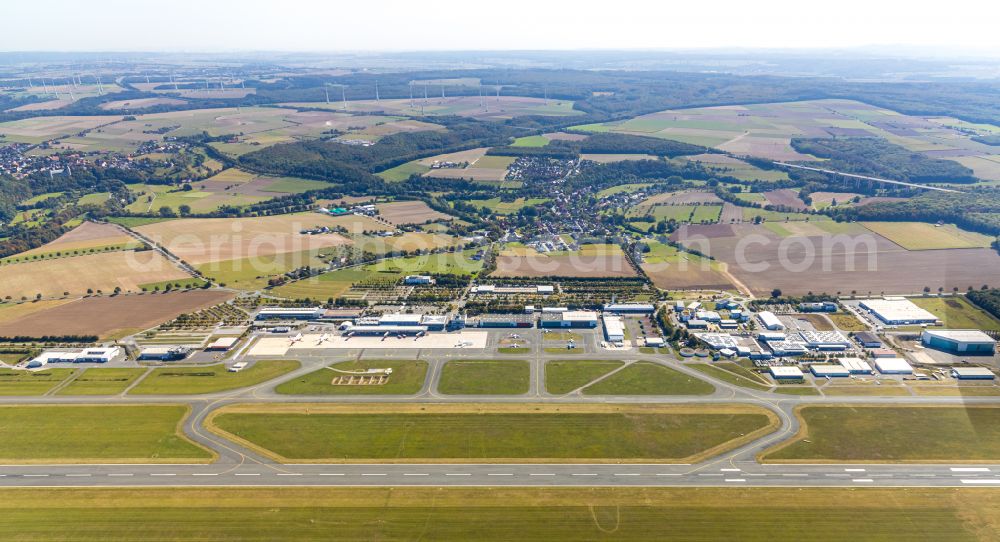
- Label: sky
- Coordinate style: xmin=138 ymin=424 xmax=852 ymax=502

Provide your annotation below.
xmin=3 ymin=0 xmax=1000 ymax=55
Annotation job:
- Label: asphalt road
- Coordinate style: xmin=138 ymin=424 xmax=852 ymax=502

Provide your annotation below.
xmin=4 ymin=343 xmax=1000 ymax=488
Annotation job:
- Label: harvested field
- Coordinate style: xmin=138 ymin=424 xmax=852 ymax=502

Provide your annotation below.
xmin=4 ymin=99 xmax=74 ymax=112
xmin=658 ymin=191 xmax=723 ymax=205
xmin=673 ymin=223 xmax=1000 ymax=296
xmin=0 ymin=250 xmax=191 ymax=298
xmin=492 ymin=245 xmax=637 ymax=278
xmin=762 ymin=188 xmax=808 ymax=210
xmin=0 ymin=115 xmax=120 ymax=144
xmin=12 ymin=221 xmax=136 ymax=257
xmin=0 ymin=290 xmax=234 ymax=339
xmin=581 ymin=153 xmax=657 ymax=163
xmin=544 ymin=131 xmax=589 ymax=141
xmin=641 ymin=241 xmax=734 ymax=291
xmin=133 ymin=213 xmax=367 ymax=265
xmin=375 ymin=201 xmax=452 ymax=225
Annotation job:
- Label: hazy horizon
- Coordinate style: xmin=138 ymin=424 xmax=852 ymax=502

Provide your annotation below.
xmin=4 ymin=0 xmax=999 ymax=55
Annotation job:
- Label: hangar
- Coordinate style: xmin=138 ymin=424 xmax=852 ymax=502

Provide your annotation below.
xmin=770 ymin=366 xmax=804 ymax=380
xmin=809 ymin=364 xmax=850 ymax=377
xmin=758 ymin=311 xmax=784 ymax=330
xmin=921 ymin=329 xmax=996 ymax=355
xmin=540 ymin=310 xmax=598 ymax=328
xmin=950 ymin=367 xmax=995 ymax=380
xmin=874 ymin=358 xmax=914 ymax=375
xmin=603 ymin=315 xmax=625 ymax=343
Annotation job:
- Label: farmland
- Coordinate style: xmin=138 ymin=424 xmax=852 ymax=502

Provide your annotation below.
xmin=208 ymin=403 xmax=775 ymax=463
xmin=374 ymin=200 xmax=452 ymax=225
xmin=641 ymin=240 xmax=734 ymax=290
xmin=467 ymin=196 xmax=549 ymax=214
xmin=0 ymin=405 xmax=211 ymax=462
xmin=0 ymin=487 xmax=993 ymax=541
xmin=420 ymin=148 xmax=515 ymax=183
xmin=572 ymin=98 xmax=1000 ymax=167
xmin=6 ymin=221 xmax=139 ymax=260
xmin=133 ymin=213 xmax=364 ymax=265
xmin=672 ymin=223 xmax=1000 ymax=296
xmin=0 ymin=250 xmax=192 ymax=298
xmin=0 ymin=290 xmax=234 ymax=339
xmin=492 ymin=243 xmax=638 ymax=278
xmin=763 ymin=405 xmax=1000 ymax=463
xmin=861 ymin=222 xmax=994 ymax=250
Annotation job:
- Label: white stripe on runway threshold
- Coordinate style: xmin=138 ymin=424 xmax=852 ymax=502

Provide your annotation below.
xmin=961 ymin=479 xmax=1000 ymax=484
xmin=529 ymin=473 xmax=555 ymax=476
xmin=844 ymin=468 xmax=866 ymax=472
xmin=614 ymin=473 xmax=640 ymax=476
xmin=720 ymin=468 xmax=741 ymax=472
xmin=150 ymin=473 xmax=176 ymax=477
xmin=23 ymin=474 xmax=48 ymax=477
xmin=445 ymin=473 xmax=471 ymax=476
xmin=65 ymin=474 xmax=91 ymax=477
xmin=572 ymin=473 xmax=598 ymax=476
xmin=276 ymin=473 xmax=301 ymax=476
xmin=403 ymin=473 xmax=428 ymax=476
xmin=360 ymin=473 xmax=386 ymax=476
xmin=319 ymin=473 xmax=344 ymax=476
xmin=951 ymin=467 xmax=990 ymax=472
xmin=852 ymin=479 xmax=874 ymax=483
xmin=724 ymin=479 xmax=746 ymax=482
xmin=487 ymin=473 xmax=513 ymax=476
xmin=108 ymin=473 xmax=133 ymax=477
xmin=192 ymin=473 xmax=218 ymax=476
xmin=234 ymin=473 xmax=260 ymax=476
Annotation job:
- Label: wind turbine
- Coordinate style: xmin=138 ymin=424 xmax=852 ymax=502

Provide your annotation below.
xmin=324 ymin=83 xmax=330 ymax=104
xmin=96 ymin=75 xmax=104 ymax=95
xmin=409 ymin=83 xmax=414 ymax=108
xmin=496 ymin=81 xmax=500 ymax=102
xmin=341 ymin=85 xmax=347 ymax=111
xmin=375 ymin=80 xmax=380 ymax=102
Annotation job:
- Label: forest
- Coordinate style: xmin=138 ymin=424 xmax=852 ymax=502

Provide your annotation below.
xmin=967 ymin=289 xmax=1000 ymax=320
xmin=790 ymin=137 xmax=979 ymax=184
xmin=829 ymin=189 xmax=1000 ymax=236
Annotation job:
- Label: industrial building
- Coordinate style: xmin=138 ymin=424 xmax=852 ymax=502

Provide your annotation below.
xmin=603 ymin=303 xmax=655 ymax=314
xmin=31 ymin=347 xmax=122 ymax=365
xmin=853 ymin=331 xmax=883 ymax=349
xmin=770 ymin=366 xmax=804 ymax=380
xmin=874 ymin=358 xmax=914 ymax=375
xmin=950 ymin=367 xmax=996 ymax=380
xmin=921 ymin=329 xmax=996 ymax=355
xmin=540 ymin=310 xmax=598 ymax=328
xmin=766 ymin=340 xmax=809 ymax=357
xmin=685 ymin=319 xmax=709 ymax=329
xmin=838 ymin=357 xmax=874 ymax=374
xmin=476 ymin=314 xmax=535 ymax=328
xmin=757 ymin=311 xmax=784 ymax=330
xmin=403 ymin=275 xmax=435 ymax=285
xmin=206 ymin=337 xmax=238 ymax=351
xmin=138 ymin=346 xmax=191 ymax=361
xmin=603 ymin=315 xmax=625 ymax=343
xmin=644 ymin=337 xmax=665 ymax=347
xmin=809 ymin=364 xmax=850 ymax=378
xmin=256 ymin=307 xmax=325 ymax=320
xmin=859 ymin=298 xmax=938 ymax=325
xmin=797 ymin=330 xmax=851 ymax=350
xmin=869 ymin=348 xmax=898 ymax=358
xmin=696 ymin=310 xmax=722 ymax=322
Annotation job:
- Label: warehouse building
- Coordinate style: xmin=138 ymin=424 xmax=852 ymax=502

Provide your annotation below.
xmin=644 ymin=337 xmax=665 ymax=347
xmin=476 ymin=314 xmax=535 ymax=328
xmin=798 ymin=330 xmax=851 ymax=350
xmin=839 ymin=357 xmax=874 ymax=374
xmin=256 ymin=307 xmax=325 ymax=320
xmin=603 ymin=315 xmax=625 ymax=343
xmin=921 ymin=329 xmax=996 ymax=355
xmin=874 ymin=358 xmax=914 ymax=375
xmin=685 ymin=319 xmax=709 ymax=330
xmin=696 ymin=310 xmax=722 ymax=322
xmin=767 ymin=340 xmax=809 ymax=357
xmin=138 ymin=346 xmax=191 ymax=361
xmin=770 ymin=366 xmax=804 ymax=380
xmin=33 ymin=347 xmax=122 ymax=364
xmin=758 ymin=311 xmax=784 ymax=330
xmin=950 ymin=367 xmax=996 ymax=380
xmin=205 ymin=337 xmax=238 ymax=351
xmin=869 ymin=348 xmax=898 ymax=358
xmin=859 ymin=298 xmax=938 ymax=326
xmin=603 ymin=303 xmax=655 ymax=314
xmin=853 ymin=331 xmax=883 ymax=349
xmin=403 ymin=275 xmax=435 ymax=285
xmin=540 ymin=310 xmax=598 ymax=328
xmin=810 ymin=364 xmax=850 ymax=378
